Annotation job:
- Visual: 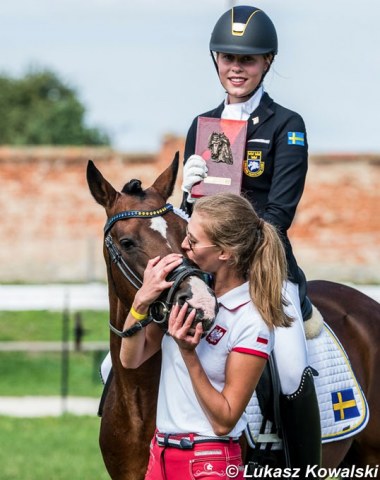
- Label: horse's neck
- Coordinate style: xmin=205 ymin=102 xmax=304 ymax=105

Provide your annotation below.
xmin=109 ymin=287 xmax=131 ymax=319
xmin=107 ymin=290 xmax=130 ymax=366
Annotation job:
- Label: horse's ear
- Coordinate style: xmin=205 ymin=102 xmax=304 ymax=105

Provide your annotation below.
xmin=150 ymin=151 xmax=179 ymax=200
xmin=87 ymin=160 xmax=118 ymax=208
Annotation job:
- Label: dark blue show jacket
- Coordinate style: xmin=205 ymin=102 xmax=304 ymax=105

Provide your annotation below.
xmin=181 ymin=92 xmax=308 ymax=290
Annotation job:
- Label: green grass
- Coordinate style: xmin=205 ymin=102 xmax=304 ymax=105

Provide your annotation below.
xmin=0 ymin=310 xmax=109 ymax=342
xmin=0 ymin=310 xmax=109 ymax=397
xmin=0 ymin=310 xmax=111 ymax=479
xmin=0 ymin=415 xmax=109 ymax=480
xmin=0 ymin=351 xmax=106 ymax=396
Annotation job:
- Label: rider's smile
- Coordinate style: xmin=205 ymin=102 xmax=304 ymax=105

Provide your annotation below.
xmin=217 ymin=53 xmax=269 ymax=104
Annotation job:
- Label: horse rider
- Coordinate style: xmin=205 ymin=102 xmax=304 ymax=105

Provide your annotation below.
xmin=180 ymin=5 xmax=321 ymax=475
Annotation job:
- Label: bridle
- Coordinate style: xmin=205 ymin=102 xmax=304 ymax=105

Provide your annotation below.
xmin=104 ymin=203 xmax=212 ymax=337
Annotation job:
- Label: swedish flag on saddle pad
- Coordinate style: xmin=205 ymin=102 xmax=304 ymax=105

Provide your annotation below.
xmin=245 ymin=322 xmax=369 ymax=447
xmin=332 ymin=388 xmax=360 ymax=422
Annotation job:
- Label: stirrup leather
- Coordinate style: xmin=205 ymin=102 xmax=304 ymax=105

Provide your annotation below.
xmin=280 ymin=367 xmax=322 ymax=476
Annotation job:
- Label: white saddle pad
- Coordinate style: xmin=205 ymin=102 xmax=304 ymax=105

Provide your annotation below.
xmin=245 ymin=322 xmax=369 ymax=448
xmin=100 ymin=351 xmax=112 ymax=385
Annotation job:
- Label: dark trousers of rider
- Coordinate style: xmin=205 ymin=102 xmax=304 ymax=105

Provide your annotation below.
xmin=144 ymin=435 xmax=244 ymax=480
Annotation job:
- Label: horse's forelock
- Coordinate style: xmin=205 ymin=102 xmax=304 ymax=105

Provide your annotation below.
xmin=121 ymin=179 xmax=146 ymax=197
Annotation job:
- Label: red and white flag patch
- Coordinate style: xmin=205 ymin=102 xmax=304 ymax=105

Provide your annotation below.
xmin=206 ymin=325 xmax=227 ymax=345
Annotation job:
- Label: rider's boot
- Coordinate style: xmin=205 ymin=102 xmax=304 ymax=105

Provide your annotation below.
xmin=280 ymin=367 xmax=321 ymax=479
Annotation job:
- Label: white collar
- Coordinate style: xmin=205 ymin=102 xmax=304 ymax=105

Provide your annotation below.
xmin=218 ymin=282 xmax=251 ymax=311
xmin=221 ymin=85 xmax=264 ymax=121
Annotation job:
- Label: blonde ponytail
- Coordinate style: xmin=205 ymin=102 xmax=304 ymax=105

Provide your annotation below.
xmin=248 ymin=221 xmax=292 ymax=328
xmin=193 ymin=193 xmax=292 ymax=329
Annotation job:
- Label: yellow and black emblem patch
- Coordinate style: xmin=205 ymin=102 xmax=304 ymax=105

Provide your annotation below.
xmin=244 ymin=151 xmax=264 ymax=177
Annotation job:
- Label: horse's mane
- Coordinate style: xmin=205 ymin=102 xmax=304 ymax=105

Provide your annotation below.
xmin=121 ymin=179 xmax=146 ymax=197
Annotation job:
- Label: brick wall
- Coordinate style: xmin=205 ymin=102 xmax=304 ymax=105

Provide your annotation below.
xmin=0 ymin=143 xmax=379 ymax=283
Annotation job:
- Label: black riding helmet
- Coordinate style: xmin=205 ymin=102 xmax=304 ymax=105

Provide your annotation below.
xmin=210 ymin=5 xmax=278 ymax=56
xmin=209 ymin=6 xmax=278 ymax=98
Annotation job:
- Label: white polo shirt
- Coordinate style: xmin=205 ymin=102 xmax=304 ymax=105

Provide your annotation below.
xmin=156 ymin=281 xmax=274 ymax=438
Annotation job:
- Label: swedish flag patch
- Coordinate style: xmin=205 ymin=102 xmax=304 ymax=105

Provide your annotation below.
xmin=332 ymin=388 xmax=360 ymax=422
xmin=288 ymin=132 xmax=305 ymax=146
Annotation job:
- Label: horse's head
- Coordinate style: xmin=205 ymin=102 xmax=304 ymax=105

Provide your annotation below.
xmin=86 ymin=152 xmax=218 ymax=337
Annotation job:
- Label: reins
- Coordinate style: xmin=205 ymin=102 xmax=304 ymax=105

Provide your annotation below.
xmin=109 ymin=316 xmax=153 ymax=338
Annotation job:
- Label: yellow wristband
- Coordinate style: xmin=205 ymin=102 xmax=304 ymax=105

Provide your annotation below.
xmin=130 ymin=306 xmax=148 ymax=321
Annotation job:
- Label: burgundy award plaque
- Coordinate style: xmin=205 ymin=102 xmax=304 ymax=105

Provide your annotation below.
xmin=191 ymin=117 xmax=248 ymax=198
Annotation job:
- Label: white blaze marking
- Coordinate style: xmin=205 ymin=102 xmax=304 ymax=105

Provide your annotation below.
xmin=150 ymin=217 xmax=171 ymax=248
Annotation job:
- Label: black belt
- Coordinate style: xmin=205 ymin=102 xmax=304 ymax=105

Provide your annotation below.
xmin=156 ymin=433 xmax=240 ymax=450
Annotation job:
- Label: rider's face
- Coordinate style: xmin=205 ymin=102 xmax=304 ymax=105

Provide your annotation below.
xmin=216 ymin=53 xmax=269 ymax=104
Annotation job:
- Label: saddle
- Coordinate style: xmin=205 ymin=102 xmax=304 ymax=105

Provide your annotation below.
xmin=245 ymin=308 xmax=369 ymax=457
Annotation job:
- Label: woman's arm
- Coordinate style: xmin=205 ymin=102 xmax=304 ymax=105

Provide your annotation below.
xmin=182 ymin=347 xmax=266 ymax=436
xmin=119 ymin=314 xmax=163 ymax=369
xmin=169 ymin=304 xmax=267 ymax=436
xmin=119 ymin=253 xmax=183 ymax=369
xmin=264 ymin=114 xmax=308 ymax=231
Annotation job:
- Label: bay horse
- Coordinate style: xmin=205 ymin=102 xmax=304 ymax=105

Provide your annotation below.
xmin=87 ymin=155 xmax=380 ymax=479
xmin=87 ymin=153 xmax=218 ymax=480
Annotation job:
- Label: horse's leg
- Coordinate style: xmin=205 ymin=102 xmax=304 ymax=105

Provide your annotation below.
xmin=99 ymin=354 xmax=161 ymax=480
xmin=99 ymin=385 xmax=139 ymax=480
xmin=352 ymin=383 xmax=380 ymax=470
xmin=99 ymin=388 xmax=155 ymax=480
xmin=345 ymin=441 xmax=380 ymax=479
xmin=321 ymin=439 xmax=352 ymax=469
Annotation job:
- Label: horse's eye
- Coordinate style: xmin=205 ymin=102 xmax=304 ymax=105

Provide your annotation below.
xmin=119 ymin=238 xmax=136 ymax=251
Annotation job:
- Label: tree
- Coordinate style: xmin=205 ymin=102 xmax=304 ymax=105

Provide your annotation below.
xmin=0 ymin=68 xmax=110 ymax=145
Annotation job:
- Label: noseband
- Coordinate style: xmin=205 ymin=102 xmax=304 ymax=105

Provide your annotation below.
xmin=104 ymin=203 xmax=211 ymax=337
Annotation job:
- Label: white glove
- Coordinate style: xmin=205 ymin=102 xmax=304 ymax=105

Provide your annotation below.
xmin=181 ymin=155 xmax=208 ymax=202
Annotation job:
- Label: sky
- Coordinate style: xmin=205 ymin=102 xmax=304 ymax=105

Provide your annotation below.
xmin=2 ymin=0 xmax=379 ymax=154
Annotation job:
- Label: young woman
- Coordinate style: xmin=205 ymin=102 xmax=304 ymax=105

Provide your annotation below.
xmin=180 ymin=5 xmax=321 ymax=472
xmin=120 ymin=193 xmax=291 ymax=480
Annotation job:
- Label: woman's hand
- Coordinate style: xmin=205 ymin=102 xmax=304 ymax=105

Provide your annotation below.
xmin=168 ymin=303 xmax=203 ymax=351
xmin=133 ymin=253 xmax=183 ymax=311
xmin=181 ymin=154 xmax=208 ymax=203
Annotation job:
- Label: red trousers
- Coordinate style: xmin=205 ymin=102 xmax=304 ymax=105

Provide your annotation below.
xmin=144 ymin=434 xmax=244 ymax=480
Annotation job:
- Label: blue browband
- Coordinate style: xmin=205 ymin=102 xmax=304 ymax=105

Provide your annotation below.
xmin=104 ymin=203 xmax=174 ymax=234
